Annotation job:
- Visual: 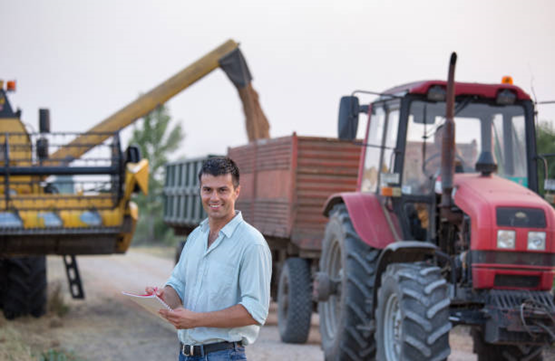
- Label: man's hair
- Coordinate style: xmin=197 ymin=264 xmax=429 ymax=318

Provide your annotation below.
xmin=198 ymin=157 xmax=240 ymax=188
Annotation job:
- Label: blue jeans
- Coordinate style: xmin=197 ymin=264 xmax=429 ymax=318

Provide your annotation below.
xmin=178 ymin=345 xmax=247 ymax=361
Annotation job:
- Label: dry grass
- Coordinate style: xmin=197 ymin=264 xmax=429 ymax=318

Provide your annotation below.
xmin=0 ymin=319 xmax=35 ymax=361
xmin=48 ymin=280 xmax=69 ymax=317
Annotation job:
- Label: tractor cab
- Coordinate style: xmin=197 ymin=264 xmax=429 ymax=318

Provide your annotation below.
xmin=339 ymin=80 xmax=541 ymax=242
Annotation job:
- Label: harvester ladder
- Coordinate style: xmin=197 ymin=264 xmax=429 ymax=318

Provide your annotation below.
xmin=63 ymin=255 xmax=85 ymax=299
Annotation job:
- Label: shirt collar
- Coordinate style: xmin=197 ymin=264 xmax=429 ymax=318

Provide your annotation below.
xmin=200 ymin=211 xmax=243 ymax=238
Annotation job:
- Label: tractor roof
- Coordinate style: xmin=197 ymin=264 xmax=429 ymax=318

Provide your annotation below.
xmin=383 ymin=80 xmax=531 ymax=101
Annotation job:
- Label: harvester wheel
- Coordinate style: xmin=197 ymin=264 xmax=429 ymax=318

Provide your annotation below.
xmin=471 ymin=328 xmax=544 ymax=361
xmin=277 ymin=257 xmax=312 ymax=344
xmin=375 ymin=262 xmax=451 ymax=361
xmin=319 ymin=204 xmax=380 ymax=361
xmin=0 ymin=259 xmax=7 ymax=310
xmin=3 ymin=256 xmax=47 ymax=319
xmin=29 ymin=256 xmax=47 ymax=317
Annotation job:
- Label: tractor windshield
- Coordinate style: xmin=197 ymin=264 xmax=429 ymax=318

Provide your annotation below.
xmin=402 ymin=99 xmax=528 ymax=195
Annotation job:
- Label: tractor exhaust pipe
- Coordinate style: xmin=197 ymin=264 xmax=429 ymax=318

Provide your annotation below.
xmin=440 ymin=52 xmax=457 ymax=210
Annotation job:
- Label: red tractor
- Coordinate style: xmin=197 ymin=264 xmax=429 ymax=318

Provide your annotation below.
xmin=315 ymin=54 xmax=555 ymax=360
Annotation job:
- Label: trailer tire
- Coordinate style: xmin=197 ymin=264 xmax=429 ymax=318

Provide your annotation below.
xmin=319 ymin=204 xmax=380 ymax=361
xmin=175 ymin=240 xmax=186 ymax=265
xmin=3 ymin=257 xmax=47 ymax=319
xmin=471 ymin=328 xmax=544 ymax=361
xmin=375 ymin=262 xmax=451 ymax=361
xmin=277 ymin=257 xmax=312 ymax=344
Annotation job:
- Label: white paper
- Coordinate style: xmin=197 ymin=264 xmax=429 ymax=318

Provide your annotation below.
xmin=121 ymin=291 xmax=172 ymax=317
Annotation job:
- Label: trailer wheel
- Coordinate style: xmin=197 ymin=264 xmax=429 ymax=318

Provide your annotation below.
xmin=277 ymin=257 xmax=312 ymax=344
xmin=175 ymin=240 xmax=186 ymax=265
xmin=3 ymin=256 xmax=47 ymax=319
xmin=471 ymin=328 xmax=544 ymax=361
xmin=319 ymin=204 xmax=380 ymax=361
xmin=375 ymin=262 xmax=451 ymax=361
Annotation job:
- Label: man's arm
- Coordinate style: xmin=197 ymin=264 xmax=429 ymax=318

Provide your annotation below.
xmin=159 ymin=304 xmax=257 ymax=330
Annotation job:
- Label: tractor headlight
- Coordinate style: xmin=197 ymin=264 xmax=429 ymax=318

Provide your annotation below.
xmin=497 ymin=230 xmax=516 ymax=249
xmin=527 ymin=231 xmax=546 ymax=251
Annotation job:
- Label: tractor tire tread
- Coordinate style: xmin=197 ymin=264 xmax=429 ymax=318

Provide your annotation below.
xmin=376 ymin=262 xmax=451 ymax=361
xmin=319 ymin=204 xmax=379 ymax=361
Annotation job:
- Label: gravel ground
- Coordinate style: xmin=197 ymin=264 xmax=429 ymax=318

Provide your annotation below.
xmin=1 ymin=249 xmax=552 ymax=360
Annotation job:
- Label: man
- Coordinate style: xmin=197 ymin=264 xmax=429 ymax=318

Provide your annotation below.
xmin=146 ymin=157 xmax=272 ymax=360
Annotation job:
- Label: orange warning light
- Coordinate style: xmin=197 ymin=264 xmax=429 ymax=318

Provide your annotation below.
xmin=501 ymin=76 xmax=513 ymax=85
xmin=6 ymin=80 xmax=16 ymax=92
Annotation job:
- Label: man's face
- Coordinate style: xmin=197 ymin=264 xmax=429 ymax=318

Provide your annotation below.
xmin=200 ymin=173 xmax=240 ymax=223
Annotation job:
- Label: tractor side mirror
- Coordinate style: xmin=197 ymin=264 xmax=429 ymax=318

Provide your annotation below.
xmin=39 ymin=108 xmax=50 ymax=133
xmin=338 ymin=96 xmax=360 ymax=141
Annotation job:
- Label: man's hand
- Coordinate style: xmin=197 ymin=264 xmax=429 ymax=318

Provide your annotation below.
xmin=159 ymin=308 xmax=199 ymax=330
xmin=145 ymin=286 xmax=164 ymax=298
xmin=145 ymin=285 xmax=182 ymax=309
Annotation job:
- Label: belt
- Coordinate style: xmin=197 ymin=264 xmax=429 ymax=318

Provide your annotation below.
xmin=180 ymin=341 xmax=242 ymax=357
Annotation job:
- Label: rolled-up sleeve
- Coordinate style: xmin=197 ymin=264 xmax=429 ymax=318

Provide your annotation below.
xmin=165 ymin=263 xmax=185 ymax=302
xmin=164 ymin=235 xmax=193 ymax=302
xmin=238 ymin=243 xmax=272 ymax=325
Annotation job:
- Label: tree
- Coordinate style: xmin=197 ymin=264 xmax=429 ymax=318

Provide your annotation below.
xmin=536 ymin=120 xmax=555 ymax=195
xmin=128 ymin=104 xmax=184 ymax=245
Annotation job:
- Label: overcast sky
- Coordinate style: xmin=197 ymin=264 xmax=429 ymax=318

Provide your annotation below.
xmin=2 ymin=0 xmax=554 ymax=159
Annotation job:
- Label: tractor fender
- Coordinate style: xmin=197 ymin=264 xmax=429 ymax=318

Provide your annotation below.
xmin=372 ymin=241 xmax=439 ymax=310
xmin=323 ymin=192 xmax=397 ymax=249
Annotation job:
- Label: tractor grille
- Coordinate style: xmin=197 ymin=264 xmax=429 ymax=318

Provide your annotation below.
xmin=487 ymin=289 xmax=555 ymax=310
xmin=494 ymin=274 xmax=539 ymax=288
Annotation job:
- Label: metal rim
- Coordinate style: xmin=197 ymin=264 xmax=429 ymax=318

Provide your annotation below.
xmin=321 ymin=235 xmax=343 ymax=339
xmin=278 ymin=265 xmax=290 ymax=329
xmin=384 ymin=292 xmax=402 ymax=361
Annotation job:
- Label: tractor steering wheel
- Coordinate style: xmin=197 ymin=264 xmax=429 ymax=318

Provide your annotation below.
xmin=422 ymin=152 xmax=467 ymax=177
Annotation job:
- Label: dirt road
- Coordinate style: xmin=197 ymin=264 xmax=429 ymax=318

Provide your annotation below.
xmin=4 ymin=249 xmax=549 ymax=360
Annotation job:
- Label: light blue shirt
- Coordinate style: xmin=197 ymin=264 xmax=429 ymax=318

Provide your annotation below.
xmin=165 ymin=211 xmax=272 ymax=346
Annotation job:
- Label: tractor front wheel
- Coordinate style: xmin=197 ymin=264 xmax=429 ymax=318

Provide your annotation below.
xmin=375 ymin=262 xmax=451 ymax=361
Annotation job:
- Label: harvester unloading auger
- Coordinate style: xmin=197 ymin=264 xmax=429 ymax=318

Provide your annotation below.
xmin=0 ymin=39 xmax=270 ymax=319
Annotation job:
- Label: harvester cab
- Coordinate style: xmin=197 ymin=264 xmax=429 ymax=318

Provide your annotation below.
xmin=318 ymin=55 xmax=555 ymax=360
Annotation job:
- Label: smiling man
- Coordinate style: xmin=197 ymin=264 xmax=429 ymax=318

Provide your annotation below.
xmin=146 ymin=157 xmax=272 ymax=361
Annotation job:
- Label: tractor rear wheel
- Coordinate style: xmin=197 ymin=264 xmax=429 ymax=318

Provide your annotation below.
xmin=277 ymin=257 xmax=312 ymax=344
xmin=319 ymin=204 xmax=380 ymax=361
xmin=3 ymin=256 xmax=47 ymax=319
xmin=375 ymin=262 xmax=451 ymax=361
xmin=472 ymin=328 xmax=544 ymax=361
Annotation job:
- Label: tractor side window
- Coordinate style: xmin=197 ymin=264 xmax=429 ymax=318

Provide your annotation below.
xmin=493 ymin=115 xmax=528 ymax=186
xmin=403 ymin=112 xmax=431 ymax=195
xmin=361 ymin=106 xmax=385 ymax=193
xmin=383 ymin=108 xmax=400 ymax=174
